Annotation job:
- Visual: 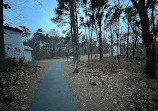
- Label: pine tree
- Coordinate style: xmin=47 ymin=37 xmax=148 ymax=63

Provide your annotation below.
xmin=53 ymin=0 xmax=79 ymax=73
xmin=90 ymin=0 xmax=109 ymax=60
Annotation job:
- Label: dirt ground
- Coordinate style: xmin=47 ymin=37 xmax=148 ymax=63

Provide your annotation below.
xmin=0 ymin=58 xmax=64 ymax=111
xmin=62 ymin=57 xmax=158 ymax=111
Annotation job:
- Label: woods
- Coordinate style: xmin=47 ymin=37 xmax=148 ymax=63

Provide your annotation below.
xmin=0 ymin=0 xmax=157 ymax=79
xmin=52 ymin=0 xmax=158 ymax=78
xmin=0 ymin=0 xmax=158 ymax=111
xmin=131 ymin=0 xmax=157 ymax=78
xmin=1 ymin=0 xmax=155 ymax=78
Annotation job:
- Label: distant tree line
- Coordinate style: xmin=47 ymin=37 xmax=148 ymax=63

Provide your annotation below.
xmin=24 ymin=28 xmax=109 ymax=60
xmin=24 ymin=29 xmax=69 ymax=60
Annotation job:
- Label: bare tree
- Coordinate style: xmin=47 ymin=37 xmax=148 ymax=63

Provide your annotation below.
xmin=131 ymin=0 xmax=158 ymax=78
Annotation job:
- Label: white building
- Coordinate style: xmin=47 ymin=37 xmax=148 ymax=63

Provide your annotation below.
xmin=24 ymin=46 xmax=33 ymax=62
xmin=4 ymin=26 xmax=33 ymax=63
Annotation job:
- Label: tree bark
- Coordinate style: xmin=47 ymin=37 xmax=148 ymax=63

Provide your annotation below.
xmin=131 ymin=0 xmax=156 ymax=78
xmin=143 ymin=33 xmax=156 ymax=78
xmin=88 ymin=27 xmax=90 ymax=62
xmin=110 ymin=25 xmax=113 ymax=59
xmin=132 ymin=22 xmax=138 ymax=60
xmin=69 ymin=0 xmax=79 ymax=73
xmin=98 ymin=15 xmax=103 ymax=60
xmin=115 ymin=21 xmax=120 ymax=63
xmin=127 ymin=22 xmax=129 ymax=58
xmin=0 ymin=0 xmax=6 ymax=72
xmin=140 ymin=12 xmax=156 ymax=78
xmin=71 ymin=24 xmax=75 ymax=62
xmin=99 ymin=26 xmax=103 ymax=60
xmin=90 ymin=29 xmax=93 ymax=60
xmin=120 ymin=38 xmax=122 ymax=56
xmin=75 ymin=5 xmax=80 ymax=62
xmin=132 ymin=35 xmax=138 ymax=60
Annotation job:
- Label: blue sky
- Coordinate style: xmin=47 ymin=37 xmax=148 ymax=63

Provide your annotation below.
xmin=3 ymin=0 xmax=130 ymax=37
xmin=4 ymin=0 xmax=157 ymax=42
xmin=4 ymin=0 xmax=62 ymax=35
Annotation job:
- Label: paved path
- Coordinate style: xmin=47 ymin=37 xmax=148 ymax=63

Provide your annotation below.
xmin=27 ymin=61 xmax=80 ymax=111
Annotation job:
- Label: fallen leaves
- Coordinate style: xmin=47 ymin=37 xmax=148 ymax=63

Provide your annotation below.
xmin=0 ymin=64 xmax=42 ymax=111
xmin=63 ymin=57 xmax=158 ymax=111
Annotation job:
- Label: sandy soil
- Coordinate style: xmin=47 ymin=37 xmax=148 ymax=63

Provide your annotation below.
xmin=62 ymin=57 xmax=158 ymax=111
xmin=0 ymin=58 xmax=64 ymax=111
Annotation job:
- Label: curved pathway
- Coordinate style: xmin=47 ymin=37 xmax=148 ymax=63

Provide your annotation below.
xmin=27 ymin=61 xmax=80 ymax=111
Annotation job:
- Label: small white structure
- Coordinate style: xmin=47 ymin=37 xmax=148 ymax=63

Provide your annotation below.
xmin=4 ymin=26 xmax=33 ymax=63
xmin=4 ymin=26 xmax=24 ymax=62
xmin=24 ymin=46 xmax=33 ymax=62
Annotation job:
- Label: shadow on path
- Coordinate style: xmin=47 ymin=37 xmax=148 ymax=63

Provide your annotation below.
xmin=27 ymin=61 xmax=80 ymax=111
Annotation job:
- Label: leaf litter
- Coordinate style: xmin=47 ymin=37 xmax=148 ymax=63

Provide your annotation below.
xmin=62 ymin=57 xmax=158 ymax=111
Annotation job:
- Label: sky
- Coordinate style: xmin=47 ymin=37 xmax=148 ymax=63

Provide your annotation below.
xmin=4 ymin=0 xmax=63 ymax=35
xmin=3 ymin=0 xmax=131 ymax=38
xmin=3 ymin=0 xmax=157 ymax=42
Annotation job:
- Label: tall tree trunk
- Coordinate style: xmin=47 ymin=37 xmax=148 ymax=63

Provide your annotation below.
xmin=97 ymin=10 xmax=103 ymax=60
xmin=132 ymin=35 xmax=138 ymax=60
xmin=110 ymin=25 xmax=113 ymax=59
xmin=131 ymin=0 xmax=157 ymax=78
xmin=117 ymin=0 xmax=120 ymax=63
xmin=69 ymin=0 xmax=79 ymax=73
xmin=86 ymin=27 xmax=90 ymax=62
xmin=76 ymin=7 xmax=80 ymax=62
xmin=84 ymin=4 xmax=90 ymax=62
xmin=116 ymin=21 xmax=120 ymax=63
xmin=99 ymin=25 xmax=103 ymax=60
xmin=71 ymin=24 xmax=75 ymax=63
xmin=84 ymin=22 xmax=90 ymax=62
xmin=139 ymin=8 xmax=156 ymax=78
xmin=120 ymin=38 xmax=122 ymax=56
xmin=98 ymin=16 xmax=103 ymax=60
xmin=90 ymin=29 xmax=93 ymax=60
xmin=144 ymin=34 xmax=156 ymax=79
xmin=88 ymin=27 xmax=91 ymax=62
xmin=127 ymin=22 xmax=129 ymax=58
xmin=84 ymin=25 xmax=88 ymax=60
xmin=0 ymin=0 xmax=6 ymax=72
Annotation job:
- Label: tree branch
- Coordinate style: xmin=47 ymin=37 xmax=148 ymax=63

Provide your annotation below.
xmin=146 ymin=0 xmax=158 ymax=8
xmin=146 ymin=0 xmax=153 ymax=8
xmin=139 ymin=0 xmax=145 ymax=7
xmin=131 ymin=0 xmax=139 ymax=9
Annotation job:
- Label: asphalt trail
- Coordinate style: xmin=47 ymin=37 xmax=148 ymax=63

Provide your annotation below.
xmin=27 ymin=61 xmax=80 ymax=111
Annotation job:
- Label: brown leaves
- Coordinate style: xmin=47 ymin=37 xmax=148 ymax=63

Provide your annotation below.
xmin=74 ymin=57 xmax=158 ymax=111
xmin=0 ymin=64 xmax=42 ymax=111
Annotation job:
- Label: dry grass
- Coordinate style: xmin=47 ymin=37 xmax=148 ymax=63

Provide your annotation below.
xmin=79 ymin=54 xmax=109 ymax=61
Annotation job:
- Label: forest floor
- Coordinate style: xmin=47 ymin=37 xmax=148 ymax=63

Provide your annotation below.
xmin=62 ymin=57 xmax=158 ymax=111
xmin=0 ymin=58 xmax=64 ymax=111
